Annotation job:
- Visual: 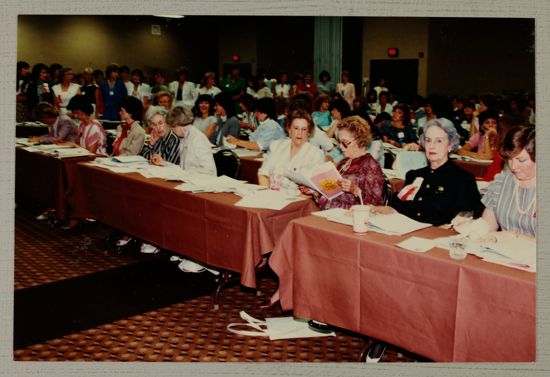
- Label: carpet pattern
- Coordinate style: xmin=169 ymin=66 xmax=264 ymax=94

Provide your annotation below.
xmin=13 ymin=206 xmax=428 ymax=362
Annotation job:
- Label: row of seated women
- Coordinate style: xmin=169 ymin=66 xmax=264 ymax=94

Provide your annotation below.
xmin=29 ymin=88 xmax=536 ymax=240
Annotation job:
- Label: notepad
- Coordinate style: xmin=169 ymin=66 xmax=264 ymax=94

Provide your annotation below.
xmin=111 ymin=155 xmax=148 ymax=163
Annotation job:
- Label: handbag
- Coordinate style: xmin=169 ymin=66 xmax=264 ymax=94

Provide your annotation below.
xmin=227 ymin=311 xmax=335 ymax=340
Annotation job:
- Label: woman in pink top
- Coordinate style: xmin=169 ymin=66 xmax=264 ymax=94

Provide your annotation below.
xmin=67 ymin=95 xmax=107 ymax=155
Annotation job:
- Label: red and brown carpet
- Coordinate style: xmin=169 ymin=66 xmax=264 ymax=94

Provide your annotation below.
xmin=13 ymin=205 xmax=428 ymax=362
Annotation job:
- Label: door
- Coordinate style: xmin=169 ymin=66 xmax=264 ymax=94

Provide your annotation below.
xmin=370 ymin=59 xmax=419 ymax=104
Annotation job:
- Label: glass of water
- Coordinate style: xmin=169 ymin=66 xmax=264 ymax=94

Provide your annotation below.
xmin=449 ymin=238 xmax=468 ymax=260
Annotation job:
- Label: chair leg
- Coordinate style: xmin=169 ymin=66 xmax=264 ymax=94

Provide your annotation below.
xmin=211 ymin=270 xmax=239 ymax=310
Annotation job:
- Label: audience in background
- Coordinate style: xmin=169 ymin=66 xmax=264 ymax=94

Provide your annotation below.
xmin=52 ymin=67 xmax=81 ymax=115
xmin=335 ymin=70 xmax=355 ymax=108
xmin=97 ymin=63 xmax=128 ymax=121
xmin=191 ymin=94 xmax=217 ymax=140
xmin=168 ymin=66 xmax=197 ymax=117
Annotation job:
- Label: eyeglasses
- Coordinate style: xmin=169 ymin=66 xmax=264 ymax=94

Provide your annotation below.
xmin=338 ymin=138 xmax=356 ymax=149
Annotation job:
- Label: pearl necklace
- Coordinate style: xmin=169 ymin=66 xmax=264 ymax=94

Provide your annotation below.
xmin=513 ymin=182 xmax=536 ymax=215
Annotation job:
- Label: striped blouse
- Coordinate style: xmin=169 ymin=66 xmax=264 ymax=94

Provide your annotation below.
xmin=139 ymin=129 xmax=181 ymax=165
xmin=79 ymin=119 xmax=106 ymax=155
xmin=481 ymin=171 xmax=536 ymax=237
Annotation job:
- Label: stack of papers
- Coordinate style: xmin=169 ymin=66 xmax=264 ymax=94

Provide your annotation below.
xmin=232 ymin=148 xmax=263 ymax=158
xmin=434 ymin=233 xmax=536 ymax=272
xmin=20 ymin=143 xmax=94 ymax=159
xmin=313 ymin=208 xmax=431 ymax=236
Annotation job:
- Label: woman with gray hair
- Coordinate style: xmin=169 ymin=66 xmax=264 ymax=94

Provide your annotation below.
xmin=373 ymin=118 xmax=484 ymax=226
xmin=150 ymin=106 xmax=216 ymax=176
xmin=139 ymin=106 xmax=180 ymax=164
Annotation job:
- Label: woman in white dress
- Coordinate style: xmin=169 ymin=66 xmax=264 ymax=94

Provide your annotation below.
xmin=335 ymin=70 xmax=355 ymax=109
xmin=258 ymin=108 xmax=325 ymax=193
xmin=52 ymin=67 xmax=81 ymax=114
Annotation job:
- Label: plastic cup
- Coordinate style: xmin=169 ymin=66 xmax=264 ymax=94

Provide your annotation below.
xmin=351 ymin=205 xmax=370 ymax=234
xmin=449 ymin=238 xmax=467 ymax=260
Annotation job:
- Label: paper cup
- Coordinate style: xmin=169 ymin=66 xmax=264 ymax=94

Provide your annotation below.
xmin=351 ymin=205 xmax=370 ymax=233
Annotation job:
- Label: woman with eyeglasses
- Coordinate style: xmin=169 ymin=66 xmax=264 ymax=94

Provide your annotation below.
xmin=301 ymin=115 xmax=385 ymax=210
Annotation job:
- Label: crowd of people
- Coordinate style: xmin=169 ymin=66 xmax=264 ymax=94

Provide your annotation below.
xmin=17 ymin=60 xmax=537 ymax=242
xmin=17 ymin=59 xmax=537 ymax=361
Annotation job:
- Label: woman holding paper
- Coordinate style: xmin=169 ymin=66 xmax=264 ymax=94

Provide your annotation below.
xmin=373 ymin=118 xmax=484 ymax=226
xmin=301 ymin=115 xmax=385 ymax=210
xmin=150 ymin=106 xmax=216 ymax=176
xmin=257 ymin=109 xmax=325 ymax=193
xmin=454 ymin=126 xmax=536 ymax=238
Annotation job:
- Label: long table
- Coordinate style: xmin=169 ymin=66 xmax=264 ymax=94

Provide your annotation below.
xmin=269 ymin=215 xmax=535 ymax=362
xmin=15 ymin=147 xmax=96 ymax=220
xmin=67 ymin=162 xmax=317 ymax=289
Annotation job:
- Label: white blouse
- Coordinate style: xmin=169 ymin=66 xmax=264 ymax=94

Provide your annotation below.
xmin=258 ymin=138 xmax=325 ymax=193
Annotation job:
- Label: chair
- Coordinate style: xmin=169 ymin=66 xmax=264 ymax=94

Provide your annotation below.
xmin=213 ymin=149 xmax=241 ymax=179
xmin=382 ymin=174 xmax=393 ymax=206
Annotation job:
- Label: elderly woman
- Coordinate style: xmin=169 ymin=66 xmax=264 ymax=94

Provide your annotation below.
xmin=191 ymin=94 xmax=217 ymax=139
xmin=303 ymin=115 xmax=386 ymax=210
xmin=458 ymin=109 xmax=499 ymax=160
xmin=226 ymin=97 xmax=285 ymax=152
xmin=112 ymin=96 xmax=145 ymax=156
xmin=455 ymin=126 xmax=536 ymax=238
xmin=374 ymin=118 xmax=484 ymax=226
xmin=150 ymin=106 xmax=216 ymax=176
xmin=29 ymin=102 xmax=78 ymax=144
xmin=258 ymin=109 xmax=325 ymax=193
xmin=140 ymin=106 xmax=180 ymax=164
xmin=210 ymin=92 xmax=241 ymax=147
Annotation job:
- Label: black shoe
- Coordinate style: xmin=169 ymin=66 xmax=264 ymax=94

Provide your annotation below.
xmin=307 ymin=320 xmax=333 ymax=334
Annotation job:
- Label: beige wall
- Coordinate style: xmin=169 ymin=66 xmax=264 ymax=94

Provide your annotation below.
xmin=362 ymin=17 xmax=429 ymax=96
xmin=17 ymin=15 xmax=216 ymax=82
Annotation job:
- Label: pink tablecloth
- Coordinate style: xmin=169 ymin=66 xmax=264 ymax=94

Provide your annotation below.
xmin=67 ymin=162 xmax=317 ymax=289
xmin=269 ymin=215 xmax=535 ymax=362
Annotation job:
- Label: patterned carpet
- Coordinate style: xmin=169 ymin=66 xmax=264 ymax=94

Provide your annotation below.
xmin=13 ymin=205 xmax=428 ymax=362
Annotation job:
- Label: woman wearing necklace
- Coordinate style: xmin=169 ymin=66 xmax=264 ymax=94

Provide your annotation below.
xmin=112 ymin=96 xmax=145 ymax=156
xmin=373 ymin=118 xmax=484 ymax=226
xmin=455 ymin=126 xmax=536 ymax=238
xmin=302 ymin=115 xmax=386 ymax=210
xmin=97 ymin=63 xmax=128 ymax=121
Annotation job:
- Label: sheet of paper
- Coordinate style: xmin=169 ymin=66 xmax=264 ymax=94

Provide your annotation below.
xmin=111 ymin=155 xmax=148 ymax=163
xmin=232 ymin=148 xmax=263 ymax=157
xmin=16 ymin=138 xmax=38 ymax=146
xmin=396 ymin=236 xmax=436 ymax=253
xmin=234 ymin=190 xmax=304 ymax=210
xmin=368 ymin=212 xmax=431 ymax=236
xmin=434 ymin=233 xmax=536 ymax=272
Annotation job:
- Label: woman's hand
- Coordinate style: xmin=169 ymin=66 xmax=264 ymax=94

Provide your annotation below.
xmin=403 ymin=142 xmax=421 ymax=151
xmin=298 ymin=185 xmax=318 ymax=197
xmin=338 ymin=178 xmax=360 ymax=197
xmin=149 ymin=128 xmax=160 ymax=145
xmin=226 ymin=135 xmax=239 ymax=145
xmin=370 ymin=205 xmax=396 ymax=215
xmin=150 ymin=153 xmax=166 ymax=166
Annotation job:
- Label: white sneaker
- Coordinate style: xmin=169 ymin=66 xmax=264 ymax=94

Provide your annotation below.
xmin=140 ymin=243 xmax=159 ymax=254
xmin=36 ymin=209 xmax=53 ymax=221
xmin=178 ymin=259 xmax=206 ymax=273
xmin=365 ymin=343 xmax=386 ymax=363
